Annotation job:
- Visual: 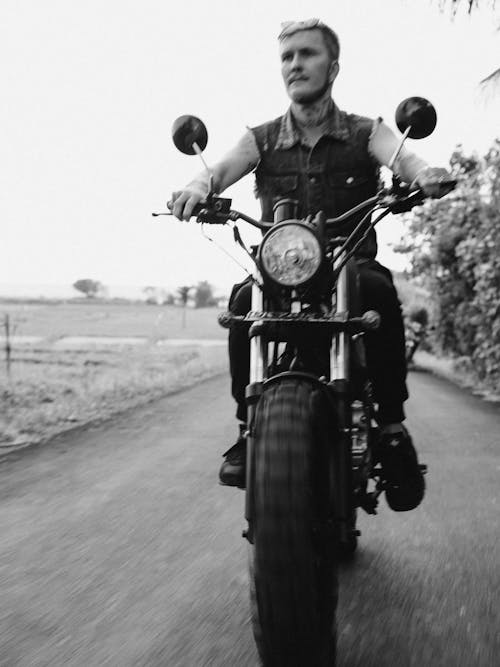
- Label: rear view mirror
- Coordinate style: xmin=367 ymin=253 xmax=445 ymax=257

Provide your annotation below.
xmin=395 ymin=97 xmax=437 ymax=140
xmin=172 ymin=115 xmax=208 ymax=155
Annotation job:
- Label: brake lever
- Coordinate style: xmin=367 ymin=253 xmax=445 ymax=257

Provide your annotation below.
xmin=389 ymin=191 xmax=425 ymax=214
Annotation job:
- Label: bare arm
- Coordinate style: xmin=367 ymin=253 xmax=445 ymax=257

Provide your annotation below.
xmin=369 ymin=119 xmax=428 ymax=182
xmin=369 ymin=119 xmax=450 ymax=195
xmin=169 ymin=130 xmax=260 ymax=221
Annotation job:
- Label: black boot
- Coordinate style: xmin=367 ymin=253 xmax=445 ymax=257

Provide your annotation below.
xmin=379 ymin=426 xmax=425 ymax=511
xmin=219 ymin=424 xmax=246 ymax=488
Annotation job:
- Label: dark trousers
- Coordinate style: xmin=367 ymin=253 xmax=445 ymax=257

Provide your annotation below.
xmin=228 ymin=259 xmax=408 ymax=425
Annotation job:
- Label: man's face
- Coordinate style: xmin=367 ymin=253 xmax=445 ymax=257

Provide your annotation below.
xmin=279 ymin=29 xmax=338 ymax=104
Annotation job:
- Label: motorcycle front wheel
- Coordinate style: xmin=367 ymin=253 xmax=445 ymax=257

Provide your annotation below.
xmin=248 ymin=377 xmax=338 ymax=667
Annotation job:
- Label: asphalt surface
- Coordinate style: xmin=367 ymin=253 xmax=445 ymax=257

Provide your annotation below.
xmin=0 ymin=370 xmax=499 ymax=666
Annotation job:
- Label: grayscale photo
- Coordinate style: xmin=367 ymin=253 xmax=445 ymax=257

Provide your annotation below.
xmin=1 ymin=0 xmax=499 ymax=665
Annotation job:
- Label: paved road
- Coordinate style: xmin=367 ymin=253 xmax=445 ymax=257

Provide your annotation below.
xmin=0 ymin=371 xmax=498 ymax=666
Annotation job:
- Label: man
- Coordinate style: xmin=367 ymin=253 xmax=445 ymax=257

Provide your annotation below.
xmin=170 ymin=19 xmax=450 ymax=510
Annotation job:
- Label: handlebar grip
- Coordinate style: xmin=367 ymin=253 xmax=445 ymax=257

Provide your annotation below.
xmin=439 ymin=178 xmax=457 ymax=194
xmin=191 ymin=202 xmax=204 ymax=216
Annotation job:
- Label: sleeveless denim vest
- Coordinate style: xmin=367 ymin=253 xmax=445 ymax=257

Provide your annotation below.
xmin=250 ymin=106 xmax=381 ymax=258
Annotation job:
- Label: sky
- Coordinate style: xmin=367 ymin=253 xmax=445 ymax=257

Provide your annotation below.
xmin=1 ymin=0 xmax=499 ymax=297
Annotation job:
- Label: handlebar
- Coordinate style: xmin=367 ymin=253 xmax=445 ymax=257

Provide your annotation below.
xmin=189 ymin=189 xmax=419 ymax=229
xmin=161 ymin=178 xmax=456 ymax=228
xmin=188 ymin=195 xmax=381 ymax=230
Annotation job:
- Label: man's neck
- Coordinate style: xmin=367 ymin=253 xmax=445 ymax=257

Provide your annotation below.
xmin=290 ymin=93 xmax=334 ymax=130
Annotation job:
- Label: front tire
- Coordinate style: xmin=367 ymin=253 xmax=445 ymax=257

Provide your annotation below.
xmin=249 ymin=378 xmax=338 ymax=667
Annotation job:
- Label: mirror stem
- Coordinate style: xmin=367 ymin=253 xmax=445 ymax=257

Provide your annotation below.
xmin=192 ymin=141 xmax=214 ymax=193
xmin=388 ymin=126 xmax=411 ymax=171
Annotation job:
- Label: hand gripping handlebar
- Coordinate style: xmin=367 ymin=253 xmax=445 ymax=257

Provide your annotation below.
xmin=157 ymin=179 xmax=456 ymax=228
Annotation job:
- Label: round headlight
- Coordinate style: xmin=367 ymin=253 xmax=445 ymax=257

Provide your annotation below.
xmin=259 ymin=222 xmax=322 ymax=287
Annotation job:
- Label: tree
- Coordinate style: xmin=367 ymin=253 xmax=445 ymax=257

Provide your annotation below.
xmin=143 ymin=286 xmax=157 ymax=304
xmin=143 ymin=286 xmax=168 ymax=305
xmin=442 ymin=0 xmax=491 ymax=11
xmin=73 ymin=279 xmax=103 ymax=298
xmin=177 ymin=285 xmax=192 ymax=306
xmin=396 ymin=140 xmax=500 ymax=389
xmin=438 ymin=0 xmax=499 ymax=89
xmin=194 ymin=280 xmax=217 ymax=308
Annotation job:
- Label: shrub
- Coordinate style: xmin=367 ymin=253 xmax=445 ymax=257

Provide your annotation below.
xmin=397 ymin=140 xmax=500 ymax=390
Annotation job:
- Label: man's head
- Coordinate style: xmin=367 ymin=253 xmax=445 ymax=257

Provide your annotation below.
xmin=278 ymin=19 xmax=340 ymax=104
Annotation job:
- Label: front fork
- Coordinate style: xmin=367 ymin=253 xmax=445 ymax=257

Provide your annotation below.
xmin=244 ymin=273 xmax=264 ymax=539
xmin=249 ymin=276 xmax=265 ymax=385
xmin=329 ymin=258 xmax=358 ymax=545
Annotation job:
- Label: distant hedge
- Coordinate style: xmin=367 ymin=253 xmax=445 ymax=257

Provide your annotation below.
xmin=398 ymin=139 xmax=500 ymax=391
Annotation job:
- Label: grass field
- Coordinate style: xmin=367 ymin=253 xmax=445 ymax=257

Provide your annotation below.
xmin=0 ymin=301 xmax=226 ymax=340
xmin=0 ymin=302 xmax=228 ymax=451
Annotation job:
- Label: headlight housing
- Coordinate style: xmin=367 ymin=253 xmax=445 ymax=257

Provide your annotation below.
xmin=259 ymin=222 xmax=323 ymax=287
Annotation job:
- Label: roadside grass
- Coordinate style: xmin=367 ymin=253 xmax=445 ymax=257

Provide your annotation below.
xmin=0 ymin=344 xmax=228 ymax=449
xmin=394 ymin=280 xmax=500 ymax=402
xmin=0 ymin=302 xmax=228 ymax=450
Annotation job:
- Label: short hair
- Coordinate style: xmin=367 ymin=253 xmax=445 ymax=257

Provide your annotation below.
xmin=278 ymin=19 xmax=340 ymax=62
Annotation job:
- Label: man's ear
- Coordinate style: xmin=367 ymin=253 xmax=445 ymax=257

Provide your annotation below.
xmin=328 ymin=60 xmax=339 ymax=84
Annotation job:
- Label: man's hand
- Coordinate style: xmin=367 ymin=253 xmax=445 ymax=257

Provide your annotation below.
xmin=168 ymin=184 xmax=206 ymax=221
xmin=413 ymin=167 xmax=455 ymax=199
xmin=167 ymin=130 xmax=260 ymax=221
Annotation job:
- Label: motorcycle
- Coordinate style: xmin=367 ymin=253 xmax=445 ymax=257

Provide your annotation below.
xmin=157 ymin=97 xmax=455 ymax=666
xmin=405 ymin=306 xmax=430 ymax=365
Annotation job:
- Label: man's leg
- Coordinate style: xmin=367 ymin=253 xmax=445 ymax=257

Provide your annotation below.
xmin=220 ymin=278 xmax=252 ymax=487
xmin=357 ymin=259 xmax=425 ymax=511
xmin=228 ymin=278 xmax=252 ymax=423
xmin=357 ymin=259 xmax=408 ymax=424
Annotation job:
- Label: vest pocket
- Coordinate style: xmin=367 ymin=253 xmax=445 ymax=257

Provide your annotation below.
xmin=326 ymin=171 xmax=373 ymax=215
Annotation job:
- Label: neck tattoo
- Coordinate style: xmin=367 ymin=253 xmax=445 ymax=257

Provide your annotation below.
xmin=291 ymin=93 xmax=334 ymax=130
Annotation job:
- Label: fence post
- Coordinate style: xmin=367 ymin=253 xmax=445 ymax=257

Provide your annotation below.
xmin=4 ymin=314 xmax=12 ymax=378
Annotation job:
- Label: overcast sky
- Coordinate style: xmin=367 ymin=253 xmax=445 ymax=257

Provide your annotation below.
xmin=1 ymin=0 xmax=499 ymax=296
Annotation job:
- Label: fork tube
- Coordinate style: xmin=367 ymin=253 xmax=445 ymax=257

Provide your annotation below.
xmin=330 ymin=252 xmax=352 ymax=546
xmin=331 ymin=256 xmax=349 ymax=381
xmin=246 ymin=272 xmax=264 ymax=537
xmin=249 ymin=272 xmax=266 ymax=382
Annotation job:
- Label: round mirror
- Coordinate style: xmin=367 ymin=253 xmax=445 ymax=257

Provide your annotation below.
xmin=395 ymin=97 xmax=437 ymax=139
xmin=172 ymin=115 xmax=208 ymax=155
